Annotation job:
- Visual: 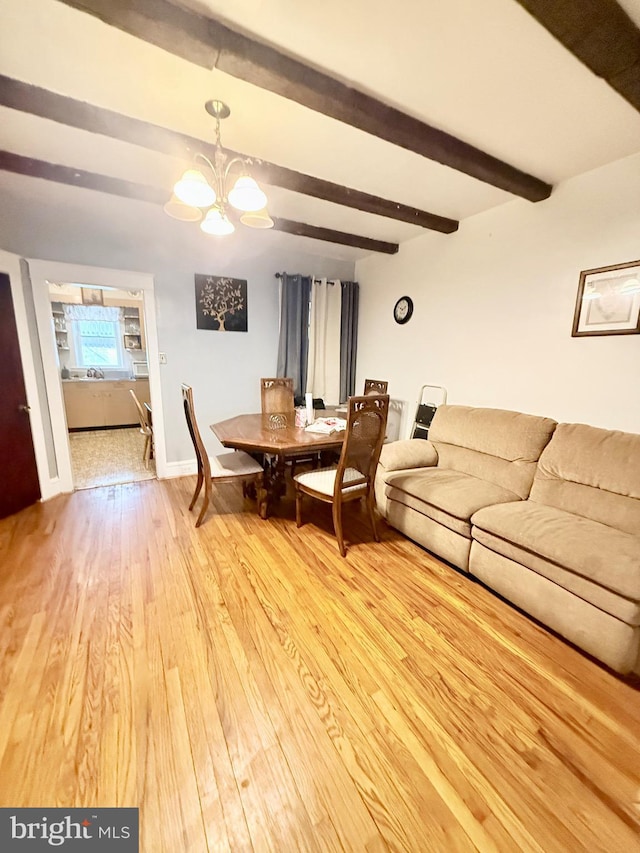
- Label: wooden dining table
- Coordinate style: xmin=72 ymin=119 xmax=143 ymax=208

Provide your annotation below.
xmin=211 ymin=412 xmax=345 ymax=515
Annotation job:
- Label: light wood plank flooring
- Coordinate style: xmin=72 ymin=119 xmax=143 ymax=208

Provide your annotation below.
xmin=0 ymin=477 xmax=639 ymax=852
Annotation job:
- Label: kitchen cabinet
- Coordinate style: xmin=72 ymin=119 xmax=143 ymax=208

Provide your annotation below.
xmin=63 ymin=380 xmax=150 ymax=429
xmin=51 ymin=301 xmax=69 ymax=350
xmin=123 ymin=307 xmax=144 ymax=351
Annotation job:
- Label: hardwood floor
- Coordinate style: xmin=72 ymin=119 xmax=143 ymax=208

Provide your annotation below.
xmin=0 ymin=477 xmax=639 ymax=852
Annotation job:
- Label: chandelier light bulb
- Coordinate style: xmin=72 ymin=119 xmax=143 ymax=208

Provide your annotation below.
xmin=200 ymin=208 xmax=235 ymax=236
xmin=174 ymin=169 xmax=217 ymax=208
xmin=228 ymin=175 xmax=268 ymax=212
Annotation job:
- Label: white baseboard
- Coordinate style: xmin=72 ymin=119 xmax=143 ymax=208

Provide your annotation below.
xmin=160 ymin=459 xmax=198 ymax=479
xmin=39 ymin=476 xmax=70 ymax=501
xmin=159 ymin=455 xmax=250 ymax=481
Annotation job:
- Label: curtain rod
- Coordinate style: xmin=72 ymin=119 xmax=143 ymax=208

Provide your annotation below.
xmin=274 ymin=272 xmax=337 ymax=284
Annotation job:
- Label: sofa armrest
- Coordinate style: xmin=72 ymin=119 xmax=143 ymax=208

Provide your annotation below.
xmin=379 ymin=439 xmax=438 ymax=472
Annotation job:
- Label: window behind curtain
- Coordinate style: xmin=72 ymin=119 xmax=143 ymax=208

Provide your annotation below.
xmin=75 ymin=319 xmax=122 ymax=367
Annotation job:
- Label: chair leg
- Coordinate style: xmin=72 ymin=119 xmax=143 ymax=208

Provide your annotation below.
xmin=195 ymin=478 xmax=211 ymax=528
xmin=189 ymin=466 xmax=204 ymax=511
xmin=332 ymin=499 xmax=347 ymax=557
xmin=367 ymin=490 xmax=380 ymax=542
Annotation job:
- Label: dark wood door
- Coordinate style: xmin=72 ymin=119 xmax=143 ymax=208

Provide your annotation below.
xmin=0 ymin=273 xmax=40 ymax=518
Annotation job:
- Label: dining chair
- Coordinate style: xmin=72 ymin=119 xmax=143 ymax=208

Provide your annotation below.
xmin=182 ymin=384 xmax=266 ymax=527
xmin=261 ymin=376 xmax=318 ymax=476
xmin=294 ymin=394 xmax=389 ymax=556
xmin=129 ymin=388 xmax=153 ymax=468
xmin=260 ymin=377 xmax=295 ymax=425
xmin=363 ymin=379 xmax=388 ymax=395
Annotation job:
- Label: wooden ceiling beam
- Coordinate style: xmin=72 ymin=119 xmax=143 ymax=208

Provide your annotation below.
xmin=58 ymin=0 xmax=552 ymax=202
xmin=272 ymin=219 xmax=398 ymax=254
xmin=514 ymin=0 xmax=640 ymax=112
xmin=0 ymin=150 xmax=399 ymax=254
xmin=0 ymin=150 xmax=166 ymax=205
xmin=0 ymin=75 xmax=455 ymax=233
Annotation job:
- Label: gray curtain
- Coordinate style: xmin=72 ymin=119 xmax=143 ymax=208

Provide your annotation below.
xmin=276 ymin=273 xmax=312 ymax=399
xmin=339 ymin=281 xmax=359 ymax=403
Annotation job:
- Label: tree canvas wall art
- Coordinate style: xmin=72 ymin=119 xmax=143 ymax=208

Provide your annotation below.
xmin=195 ymin=274 xmax=248 ymax=332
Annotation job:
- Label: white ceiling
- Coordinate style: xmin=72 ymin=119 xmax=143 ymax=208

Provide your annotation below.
xmin=1 ymin=0 xmax=640 ymax=260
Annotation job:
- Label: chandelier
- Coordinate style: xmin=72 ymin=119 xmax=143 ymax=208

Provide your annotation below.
xmin=164 ymin=99 xmax=273 ymax=235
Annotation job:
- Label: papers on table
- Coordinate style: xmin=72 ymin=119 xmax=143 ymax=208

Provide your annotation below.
xmin=305 ymin=417 xmax=347 ymax=434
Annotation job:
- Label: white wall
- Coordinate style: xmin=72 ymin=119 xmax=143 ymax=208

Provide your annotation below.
xmin=0 ymin=179 xmax=355 ymax=477
xmin=356 ymin=152 xmax=640 ymax=437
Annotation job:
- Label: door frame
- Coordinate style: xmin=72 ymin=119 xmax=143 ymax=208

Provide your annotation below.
xmin=28 ymin=259 xmax=166 ymax=495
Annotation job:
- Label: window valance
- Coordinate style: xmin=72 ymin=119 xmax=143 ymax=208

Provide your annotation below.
xmin=63 ymin=304 xmax=122 ymax=322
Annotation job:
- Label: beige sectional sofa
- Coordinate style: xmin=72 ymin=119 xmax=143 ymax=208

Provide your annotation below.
xmin=375 ymin=405 xmax=640 ymax=674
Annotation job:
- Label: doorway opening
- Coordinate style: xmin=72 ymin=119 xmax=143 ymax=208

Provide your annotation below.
xmin=48 ymin=281 xmax=155 ymax=490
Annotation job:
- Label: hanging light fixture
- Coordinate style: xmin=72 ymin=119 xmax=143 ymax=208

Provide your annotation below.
xmin=165 ymin=99 xmax=273 ymax=236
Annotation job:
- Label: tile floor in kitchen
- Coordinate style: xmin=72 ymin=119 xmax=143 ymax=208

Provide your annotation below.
xmin=69 ymin=427 xmax=156 ymax=490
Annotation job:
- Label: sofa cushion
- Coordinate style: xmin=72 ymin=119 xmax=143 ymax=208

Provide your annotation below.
xmin=386 ymin=468 xmax=521 ymax=537
xmin=386 ymin=485 xmax=468 ymax=537
xmin=428 ymin=406 xmax=557 ymax=499
xmin=471 ymin=528 xmax=640 ymax=625
xmin=470 ymin=542 xmax=640 ymax=673
xmin=387 ymin=500 xmax=474 ymax=570
xmin=530 ymin=422 xmax=640 ymax=536
xmin=471 ymin=501 xmax=640 ymax=600
xmin=378 ymin=439 xmax=438 ymax=472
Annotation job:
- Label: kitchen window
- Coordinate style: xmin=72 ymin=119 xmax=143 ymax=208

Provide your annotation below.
xmin=59 ymin=303 xmax=129 ymax=370
xmin=75 ymin=319 xmax=122 ymax=367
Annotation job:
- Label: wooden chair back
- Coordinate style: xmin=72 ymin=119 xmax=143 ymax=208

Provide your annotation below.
xmin=363 ymin=379 xmax=388 ymax=396
xmin=130 ymin=388 xmax=151 ymax=431
xmin=130 ymin=388 xmax=153 ymax=467
xmin=260 ymin=377 xmax=295 ymax=426
xmin=336 ymin=394 xmax=389 ymax=495
xmin=182 ymin=383 xmax=212 ymax=484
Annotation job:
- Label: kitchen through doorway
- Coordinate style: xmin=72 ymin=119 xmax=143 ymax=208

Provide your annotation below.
xmin=68 ymin=428 xmax=155 ymax=489
xmin=49 ymin=281 xmax=155 ymax=490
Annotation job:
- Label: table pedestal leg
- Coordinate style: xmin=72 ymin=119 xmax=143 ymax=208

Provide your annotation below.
xmin=252 ymin=454 xmax=288 ymax=517
xmin=243 ymin=476 xmax=270 ymax=519
xmin=272 ymin=455 xmax=287 ymax=499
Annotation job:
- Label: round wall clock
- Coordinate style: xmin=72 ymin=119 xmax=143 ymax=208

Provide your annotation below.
xmin=393 ymin=296 xmax=414 ymax=325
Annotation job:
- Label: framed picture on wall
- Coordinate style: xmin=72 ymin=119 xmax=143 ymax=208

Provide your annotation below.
xmin=572 ymin=260 xmax=640 ymax=337
xmin=195 ymin=274 xmax=248 ymax=332
xmin=81 ymin=287 xmax=104 ymax=306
